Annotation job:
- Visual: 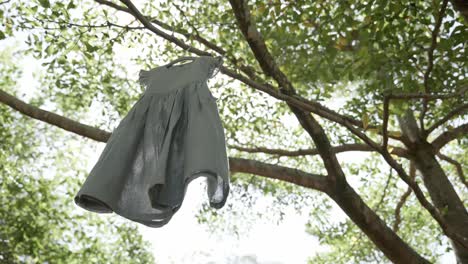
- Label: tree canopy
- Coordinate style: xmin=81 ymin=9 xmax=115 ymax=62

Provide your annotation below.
xmin=1 ymin=0 xmax=467 ymax=263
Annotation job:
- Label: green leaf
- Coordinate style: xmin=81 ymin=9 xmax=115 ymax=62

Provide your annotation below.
xmin=38 ymin=0 xmax=50 ymax=8
xmin=84 ymin=42 xmax=98 ymax=52
xmin=67 ymin=0 xmax=76 ymax=9
xmin=362 ymin=112 xmax=369 ymax=130
xmin=388 ymin=130 xmax=402 ymax=137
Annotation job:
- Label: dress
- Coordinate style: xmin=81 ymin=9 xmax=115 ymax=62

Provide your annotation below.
xmin=74 ymin=56 xmax=230 ymax=227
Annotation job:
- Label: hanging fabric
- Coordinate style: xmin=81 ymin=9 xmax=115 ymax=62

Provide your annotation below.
xmin=74 ymin=55 xmax=230 ymax=227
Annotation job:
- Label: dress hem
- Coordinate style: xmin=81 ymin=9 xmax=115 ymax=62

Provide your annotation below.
xmin=74 ymin=169 xmax=229 ymax=228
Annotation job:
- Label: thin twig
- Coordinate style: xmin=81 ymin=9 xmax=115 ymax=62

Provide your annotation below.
xmin=393 ymin=162 xmax=416 ymax=232
xmin=382 ymin=96 xmax=390 ymax=148
xmin=230 ymin=143 xmax=409 ymax=158
xmin=375 ymin=168 xmax=393 ymax=212
xmin=171 ymin=2 xmax=201 ymax=36
xmin=437 ymin=153 xmax=468 ymax=189
xmin=388 ymin=87 xmax=467 ymax=100
xmin=420 ymin=0 xmax=449 ymax=133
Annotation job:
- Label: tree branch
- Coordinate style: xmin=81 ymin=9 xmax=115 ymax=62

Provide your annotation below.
xmin=224 ymin=5 xmax=431 ymax=247
xmin=393 ymin=161 xmax=416 ymax=233
xmin=93 ymin=0 xmax=390 ymax=146
xmin=227 ymin=0 xmax=388 ymax=162
xmin=432 ymin=123 xmax=468 ymax=151
xmin=0 ymin=89 xmax=111 ymax=142
xmin=382 ymin=96 xmax=390 ymax=148
xmin=94 ymin=0 xmax=262 ymax=84
xmin=228 ymin=0 xmax=295 ymax=92
xmin=426 ymin=103 xmax=468 ymax=135
xmin=230 ymin=143 xmax=409 ymax=158
xmin=118 ymin=0 xmax=211 ymax=56
xmin=398 ymin=110 xmax=468 ymax=250
xmin=437 ymin=153 xmax=468 ymax=189
xmin=382 ymin=87 xmax=467 ymax=148
xmin=387 ymin=87 xmax=467 ymax=100
xmin=95 ymin=0 xmax=129 ymax=12
xmin=229 ymin=157 xmax=329 ymax=192
xmin=0 ymin=89 xmax=329 ymax=192
xmin=420 ymin=0 xmax=449 ymax=132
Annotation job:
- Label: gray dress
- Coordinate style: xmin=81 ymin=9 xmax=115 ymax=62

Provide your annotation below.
xmin=74 ymin=56 xmax=230 ymax=227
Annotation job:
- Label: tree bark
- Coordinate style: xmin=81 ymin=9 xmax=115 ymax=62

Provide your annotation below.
xmin=399 ymin=110 xmax=468 ymax=263
xmin=289 ymin=107 xmax=430 ymax=263
xmin=450 ymin=0 xmax=468 ymax=22
xmin=410 ymin=142 xmax=468 ymax=264
xmin=328 ymin=180 xmax=431 ymax=264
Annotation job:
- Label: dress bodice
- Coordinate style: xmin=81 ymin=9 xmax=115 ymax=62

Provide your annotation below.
xmin=139 ymin=56 xmax=223 ymax=95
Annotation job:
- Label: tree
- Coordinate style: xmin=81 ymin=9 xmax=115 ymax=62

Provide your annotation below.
xmin=1 ymin=0 xmax=467 ymax=263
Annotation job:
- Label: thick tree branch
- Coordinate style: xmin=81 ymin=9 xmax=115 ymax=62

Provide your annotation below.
xmin=383 ymin=86 xmax=467 ymax=148
xmin=230 ymin=143 xmax=409 ymax=158
xmin=226 ymin=0 xmax=382 ymax=142
xmin=426 ymin=103 xmax=468 ymax=135
xmin=399 ymin=110 xmax=468 ymax=252
xmin=226 ymin=2 xmax=432 ymax=260
xmin=0 ymin=89 xmax=328 ymax=193
xmin=0 ymin=89 xmax=111 ymax=142
xmin=227 ymin=0 xmax=295 ymax=92
xmin=292 ymin=112 xmax=430 ymax=263
xmin=431 ymin=123 xmax=468 ymax=151
xmin=229 ymin=157 xmax=328 ymax=192
xmin=226 ymin=0 xmax=384 ymax=147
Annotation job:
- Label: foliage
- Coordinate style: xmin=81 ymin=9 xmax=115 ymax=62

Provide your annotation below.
xmin=0 ymin=0 xmax=467 ymax=263
xmin=0 ymin=46 xmax=154 ymax=263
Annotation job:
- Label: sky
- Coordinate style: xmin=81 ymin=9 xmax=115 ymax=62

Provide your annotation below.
xmin=1 ymin=0 xmax=457 ymax=263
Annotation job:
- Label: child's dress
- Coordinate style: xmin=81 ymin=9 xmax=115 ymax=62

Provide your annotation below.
xmin=74 ymin=56 xmax=230 ymax=227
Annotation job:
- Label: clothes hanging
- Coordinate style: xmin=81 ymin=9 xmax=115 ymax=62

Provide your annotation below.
xmin=74 ymin=55 xmax=230 ymax=227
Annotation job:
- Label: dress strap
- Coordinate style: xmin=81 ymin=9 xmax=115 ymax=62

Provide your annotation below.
xmin=207 ymin=56 xmax=223 ymax=79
